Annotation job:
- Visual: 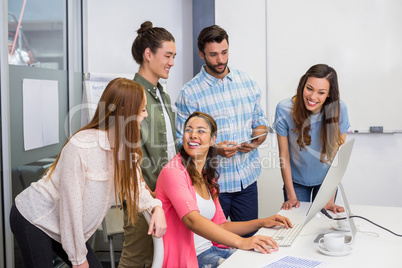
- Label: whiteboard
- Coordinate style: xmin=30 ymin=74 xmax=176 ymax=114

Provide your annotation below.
xmin=81 ymin=72 xmax=132 ymax=127
xmin=266 ymin=0 xmax=402 ymax=132
xmin=80 ymin=73 xmax=169 ymax=127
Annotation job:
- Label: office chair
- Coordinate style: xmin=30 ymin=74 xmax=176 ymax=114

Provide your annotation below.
xmin=143 ymin=210 xmax=164 ymax=268
xmin=97 ymin=207 xmax=164 ymax=268
xmin=98 ymin=204 xmax=124 ymax=268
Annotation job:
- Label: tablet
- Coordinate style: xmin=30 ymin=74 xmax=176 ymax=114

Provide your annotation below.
xmin=238 ymin=132 xmax=267 ymax=144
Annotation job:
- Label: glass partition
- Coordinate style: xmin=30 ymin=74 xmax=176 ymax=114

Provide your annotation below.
xmin=5 ymin=0 xmax=83 ymax=267
xmin=8 ymin=0 xmax=65 ymax=69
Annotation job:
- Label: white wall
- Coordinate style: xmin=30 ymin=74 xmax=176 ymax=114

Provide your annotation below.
xmin=83 ymin=0 xmax=193 ymax=103
xmin=215 ymin=0 xmax=402 ymax=218
xmin=266 ymin=0 xmax=402 ymax=132
xmin=215 ymin=0 xmax=268 ymax=118
xmin=341 ymin=134 xmax=402 ymax=207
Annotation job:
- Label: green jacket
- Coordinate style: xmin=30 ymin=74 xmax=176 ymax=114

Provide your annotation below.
xmin=134 ymin=73 xmax=176 ymax=191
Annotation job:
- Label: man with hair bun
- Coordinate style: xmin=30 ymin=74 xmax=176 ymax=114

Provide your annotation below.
xmin=118 ymin=21 xmax=176 ymax=268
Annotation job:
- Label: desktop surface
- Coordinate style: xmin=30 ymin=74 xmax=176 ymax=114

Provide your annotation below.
xmin=219 ymin=203 xmax=402 ymax=268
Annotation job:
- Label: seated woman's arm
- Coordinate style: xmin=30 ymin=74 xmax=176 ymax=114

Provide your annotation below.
xmin=219 ymin=215 xmax=292 ymax=237
xmin=183 ymin=211 xmax=280 ymax=253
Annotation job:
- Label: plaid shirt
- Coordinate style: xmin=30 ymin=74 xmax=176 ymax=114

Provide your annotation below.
xmin=175 ymin=65 xmax=268 ymax=193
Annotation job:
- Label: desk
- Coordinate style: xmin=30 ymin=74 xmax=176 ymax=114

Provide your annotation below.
xmin=220 ymin=204 xmax=402 ymax=267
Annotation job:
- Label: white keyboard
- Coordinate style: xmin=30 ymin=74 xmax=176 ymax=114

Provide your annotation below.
xmin=272 ymin=223 xmax=303 ymax=247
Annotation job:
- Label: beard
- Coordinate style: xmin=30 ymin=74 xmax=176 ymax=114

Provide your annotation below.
xmin=204 ymin=58 xmax=228 ymax=75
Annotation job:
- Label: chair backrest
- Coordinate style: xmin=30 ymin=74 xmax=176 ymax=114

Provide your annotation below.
xmin=101 ymin=205 xmax=124 ymax=242
xmin=143 ymin=210 xmax=164 ymax=268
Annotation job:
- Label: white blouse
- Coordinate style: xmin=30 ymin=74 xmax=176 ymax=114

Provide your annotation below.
xmin=194 ymin=192 xmax=216 ymax=256
xmin=15 ymin=129 xmax=162 ymax=266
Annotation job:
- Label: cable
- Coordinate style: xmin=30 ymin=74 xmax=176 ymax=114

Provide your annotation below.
xmin=357 ymin=230 xmax=379 ymax=238
xmin=348 ymin=215 xmax=402 ymax=237
xmin=320 ymin=208 xmax=336 ymax=219
xmin=320 ymin=209 xmax=402 ymax=237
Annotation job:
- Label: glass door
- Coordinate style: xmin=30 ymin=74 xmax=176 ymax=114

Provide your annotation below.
xmin=2 ymin=0 xmax=83 ymax=267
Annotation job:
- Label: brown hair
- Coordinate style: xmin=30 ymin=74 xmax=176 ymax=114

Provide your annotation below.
xmin=131 ymin=21 xmax=175 ymax=65
xmin=46 ymin=78 xmax=145 ymax=224
xmin=179 ymin=112 xmax=220 ymax=199
xmin=292 ymin=64 xmax=343 ymax=163
xmin=197 ymin=25 xmax=229 ymax=53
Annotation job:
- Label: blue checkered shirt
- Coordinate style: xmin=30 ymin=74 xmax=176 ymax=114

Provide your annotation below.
xmin=175 ymin=65 xmax=269 ymax=193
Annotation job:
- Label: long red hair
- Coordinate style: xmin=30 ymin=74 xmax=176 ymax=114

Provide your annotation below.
xmin=46 ymin=78 xmax=145 ymax=223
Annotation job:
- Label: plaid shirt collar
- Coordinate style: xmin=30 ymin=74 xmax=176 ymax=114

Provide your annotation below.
xmin=200 ymin=64 xmax=233 ymax=87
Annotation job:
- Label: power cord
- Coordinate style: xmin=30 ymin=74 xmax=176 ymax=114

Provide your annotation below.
xmin=320 ymin=209 xmax=402 ymax=237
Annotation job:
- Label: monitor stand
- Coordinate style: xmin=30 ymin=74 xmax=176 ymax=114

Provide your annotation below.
xmin=313 ymin=183 xmax=357 ymax=244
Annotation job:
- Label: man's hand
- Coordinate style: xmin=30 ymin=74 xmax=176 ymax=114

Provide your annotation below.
xmin=216 ymin=141 xmax=238 ymax=158
xmin=238 ymin=136 xmax=264 ymax=153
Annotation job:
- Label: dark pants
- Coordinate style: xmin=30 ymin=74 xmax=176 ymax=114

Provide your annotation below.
xmin=219 ymin=181 xmax=258 ymax=237
xmin=118 ymin=209 xmax=153 ymax=268
xmin=10 ymin=204 xmax=102 ymax=268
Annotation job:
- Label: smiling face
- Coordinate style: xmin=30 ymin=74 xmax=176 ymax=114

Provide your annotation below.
xmin=183 ymin=117 xmax=216 ymax=161
xmin=199 ymin=40 xmax=229 ymax=79
xmin=147 ymin=40 xmax=176 ymax=81
xmin=302 ymin=77 xmax=330 ymax=113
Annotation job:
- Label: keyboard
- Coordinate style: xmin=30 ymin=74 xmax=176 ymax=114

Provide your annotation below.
xmin=272 ymin=223 xmax=303 ymax=246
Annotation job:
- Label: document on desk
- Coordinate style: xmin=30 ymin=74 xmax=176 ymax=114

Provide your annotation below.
xmin=262 ymin=255 xmax=326 ymax=268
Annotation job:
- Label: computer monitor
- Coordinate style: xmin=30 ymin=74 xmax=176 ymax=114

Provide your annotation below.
xmin=272 ymin=138 xmax=356 ymax=247
xmin=305 ymin=138 xmax=356 ymax=244
xmin=305 ymin=138 xmax=355 ymax=226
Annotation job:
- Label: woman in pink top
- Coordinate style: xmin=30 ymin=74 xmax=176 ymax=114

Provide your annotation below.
xmin=10 ymin=78 xmax=166 ymax=268
xmin=156 ymin=112 xmax=292 ymax=268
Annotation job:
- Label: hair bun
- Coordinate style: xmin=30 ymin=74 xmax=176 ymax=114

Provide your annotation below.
xmin=137 ymin=21 xmax=153 ymax=34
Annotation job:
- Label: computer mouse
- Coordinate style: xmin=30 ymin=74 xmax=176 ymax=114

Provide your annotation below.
xmin=254 ymin=247 xmax=279 ymax=253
